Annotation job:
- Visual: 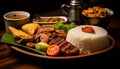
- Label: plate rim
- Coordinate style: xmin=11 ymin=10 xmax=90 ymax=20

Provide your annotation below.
xmin=10 ymin=35 xmax=115 ymax=60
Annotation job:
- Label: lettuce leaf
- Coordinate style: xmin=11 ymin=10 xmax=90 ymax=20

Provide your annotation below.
xmin=53 ymin=22 xmax=77 ymax=33
xmin=1 ymin=32 xmax=47 ymax=55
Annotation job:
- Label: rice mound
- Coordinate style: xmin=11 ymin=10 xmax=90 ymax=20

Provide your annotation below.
xmin=66 ymin=25 xmax=110 ymax=54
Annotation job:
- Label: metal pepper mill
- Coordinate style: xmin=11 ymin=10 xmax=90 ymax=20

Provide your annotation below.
xmin=61 ymin=0 xmax=84 ymax=25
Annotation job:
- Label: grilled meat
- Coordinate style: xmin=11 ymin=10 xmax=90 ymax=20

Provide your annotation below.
xmin=49 ymin=37 xmax=80 ymax=56
xmin=40 ymin=33 xmax=49 ymax=43
xmin=48 ymin=37 xmax=64 ymax=45
xmin=10 ymin=24 xmax=80 ymax=56
xmin=26 ymin=42 xmax=36 ymax=47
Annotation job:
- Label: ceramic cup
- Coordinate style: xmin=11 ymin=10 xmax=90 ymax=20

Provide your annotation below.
xmin=3 ymin=11 xmax=30 ymax=32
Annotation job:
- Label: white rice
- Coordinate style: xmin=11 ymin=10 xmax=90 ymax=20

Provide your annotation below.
xmin=66 ymin=25 xmax=110 ymax=54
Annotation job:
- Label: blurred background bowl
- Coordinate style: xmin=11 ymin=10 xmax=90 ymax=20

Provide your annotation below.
xmin=33 ymin=16 xmax=67 ymax=24
xmin=82 ymin=8 xmax=114 ymax=29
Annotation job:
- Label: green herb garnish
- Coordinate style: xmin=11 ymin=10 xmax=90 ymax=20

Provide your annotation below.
xmin=53 ymin=21 xmax=77 ymax=33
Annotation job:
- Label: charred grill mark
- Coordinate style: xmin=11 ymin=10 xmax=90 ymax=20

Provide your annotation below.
xmin=54 ymin=38 xmax=65 ymax=45
xmin=59 ymin=42 xmax=69 ymax=51
xmin=69 ymin=45 xmax=74 ymax=50
xmin=57 ymin=40 xmax=68 ymax=48
xmin=59 ymin=42 xmax=80 ymax=55
xmin=69 ymin=47 xmax=80 ymax=55
xmin=60 ymin=43 xmax=72 ymax=53
xmin=48 ymin=37 xmax=62 ymax=45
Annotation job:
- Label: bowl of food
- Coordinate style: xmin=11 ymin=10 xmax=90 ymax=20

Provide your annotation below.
xmin=33 ymin=16 xmax=68 ymax=24
xmin=3 ymin=11 xmax=30 ymax=32
xmin=82 ymin=6 xmax=114 ymax=29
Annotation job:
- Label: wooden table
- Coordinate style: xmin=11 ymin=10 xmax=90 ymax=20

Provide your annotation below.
xmin=0 ymin=10 xmax=120 ymax=69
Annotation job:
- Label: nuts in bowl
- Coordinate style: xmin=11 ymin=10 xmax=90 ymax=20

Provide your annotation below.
xmin=82 ymin=6 xmax=108 ymax=18
xmin=82 ymin=6 xmax=114 ymax=28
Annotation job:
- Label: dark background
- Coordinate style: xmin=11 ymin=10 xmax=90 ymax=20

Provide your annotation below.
xmin=0 ymin=0 xmax=120 ymax=30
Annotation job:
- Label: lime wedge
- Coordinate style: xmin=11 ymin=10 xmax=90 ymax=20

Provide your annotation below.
xmin=35 ymin=42 xmax=49 ymax=51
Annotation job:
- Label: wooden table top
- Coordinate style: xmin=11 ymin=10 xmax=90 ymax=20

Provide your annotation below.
xmin=0 ymin=10 xmax=120 ymax=69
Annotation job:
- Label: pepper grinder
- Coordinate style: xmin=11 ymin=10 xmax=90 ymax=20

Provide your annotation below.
xmin=61 ymin=0 xmax=84 ymax=25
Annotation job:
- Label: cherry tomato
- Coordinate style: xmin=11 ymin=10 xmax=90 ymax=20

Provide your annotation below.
xmin=47 ymin=45 xmax=60 ymax=56
xmin=82 ymin=26 xmax=95 ymax=33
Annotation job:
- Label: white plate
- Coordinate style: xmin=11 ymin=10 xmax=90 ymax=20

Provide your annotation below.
xmin=33 ymin=16 xmax=67 ymax=24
